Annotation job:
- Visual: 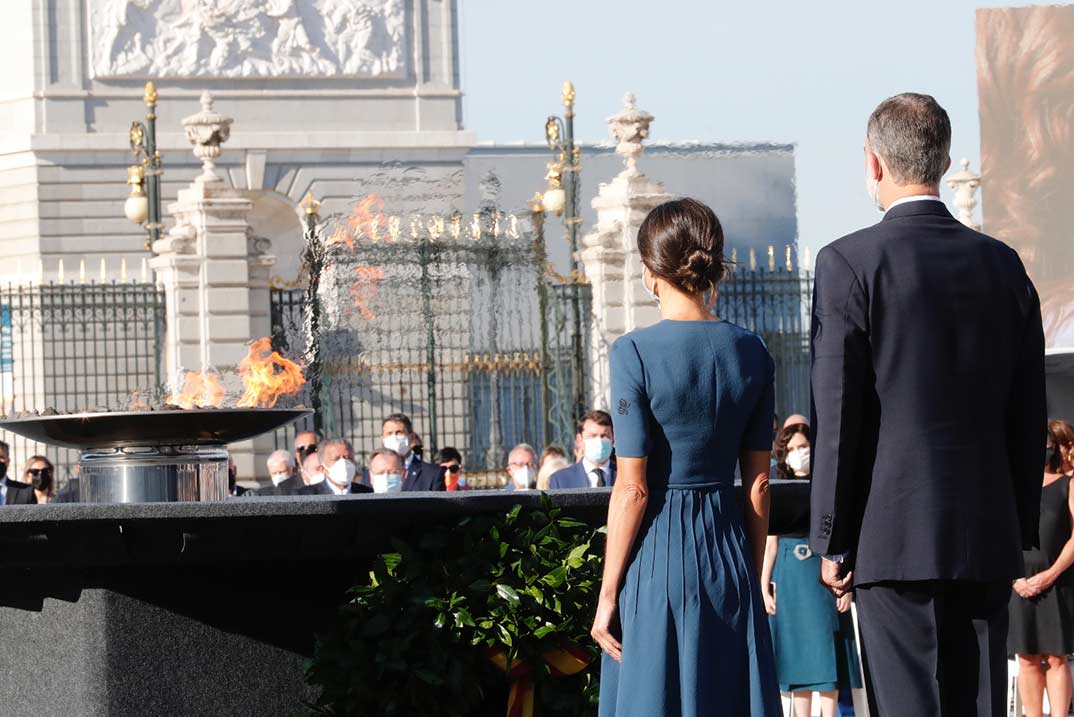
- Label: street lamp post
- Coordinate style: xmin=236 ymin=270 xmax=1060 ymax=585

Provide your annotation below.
xmin=543 ymin=81 xmax=587 ymax=421
xmin=126 ymin=81 xmax=164 ymax=252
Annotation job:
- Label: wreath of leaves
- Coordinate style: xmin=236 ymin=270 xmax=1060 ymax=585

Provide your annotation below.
xmin=306 ymin=495 xmax=606 ymax=716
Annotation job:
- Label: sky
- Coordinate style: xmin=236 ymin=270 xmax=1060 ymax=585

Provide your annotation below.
xmin=458 ymin=0 xmax=1035 ymax=256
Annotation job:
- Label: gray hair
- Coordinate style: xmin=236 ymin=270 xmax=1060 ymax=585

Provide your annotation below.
xmin=866 ymin=93 xmax=951 ymax=186
xmin=318 ymin=437 xmax=349 ymax=455
xmin=509 ymin=443 xmax=537 ymax=461
xmin=266 ymin=449 xmax=295 ymax=470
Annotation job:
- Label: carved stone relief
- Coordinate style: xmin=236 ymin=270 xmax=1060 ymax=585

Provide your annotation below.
xmin=89 ymin=0 xmax=407 ymax=79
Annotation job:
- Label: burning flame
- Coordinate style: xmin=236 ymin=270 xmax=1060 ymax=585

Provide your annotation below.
xmin=236 ymin=337 xmax=305 ymax=408
xmin=327 ymin=194 xmax=385 ymax=250
xmin=167 ymin=371 xmax=226 ymax=409
xmin=350 ymin=267 xmax=384 ymax=320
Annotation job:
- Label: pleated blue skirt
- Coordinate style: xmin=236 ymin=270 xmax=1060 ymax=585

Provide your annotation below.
xmin=599 ymin=485 xmax=782 ymax=716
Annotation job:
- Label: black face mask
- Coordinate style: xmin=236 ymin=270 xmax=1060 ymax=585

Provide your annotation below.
xmin=30 ymin=470 xmax=52 ymax=492
xmin=1046 ymin=445 xmax=1059 ymax=471
xmin=0 ymin=461 xmax=8 ymax=481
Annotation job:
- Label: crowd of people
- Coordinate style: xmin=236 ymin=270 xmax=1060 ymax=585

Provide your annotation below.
xmin=248 ymin=409 xmax=619 ymax=497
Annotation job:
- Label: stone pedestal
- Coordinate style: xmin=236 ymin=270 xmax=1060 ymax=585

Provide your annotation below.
xmin=150 ymin=93 xmax=277 ymax=479
xmin=579 ymin=95 xmax=672 ymax=408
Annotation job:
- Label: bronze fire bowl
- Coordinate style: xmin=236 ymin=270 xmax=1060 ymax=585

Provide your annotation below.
xmin=0 ymin=408 xmax=312 ymax=450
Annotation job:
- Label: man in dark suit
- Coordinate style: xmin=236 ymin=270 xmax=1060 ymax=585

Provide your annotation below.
xmin=0 ymin=441 xmax=37 ymax=505
xmin=304 ymin=438 xmax=372 ymax=495
xmin=381 ymin=413 xmax=445 ymax=492
xmin=549 ymin=410 xmax=617 ymax=489
xmin=810 ymin=93 xmax=1045 ymax=716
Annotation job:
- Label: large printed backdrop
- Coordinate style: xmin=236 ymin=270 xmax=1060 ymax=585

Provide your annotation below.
xmin=978 ymin=6 xmax=1074 ymax=348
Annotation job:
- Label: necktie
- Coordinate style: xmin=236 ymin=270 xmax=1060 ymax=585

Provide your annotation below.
xmin=592 ymin=468 xmax=606 ymax=488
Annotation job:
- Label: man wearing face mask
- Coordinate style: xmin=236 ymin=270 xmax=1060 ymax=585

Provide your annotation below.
xmin=504 ymin=444 xmax=538 ymax=491
xmin=259 ymin=450 xmax=301 ymax=496
xmin=810 ymin=93 xmax=1045 ymax=715
xmin=293 ymin=431 xmax=320 ymax=482
xmin=367 ymin=448 xmax=405 ymax=494
xmin=0 ymin=441 xmax=33 ymax=506
xmin=381 ymin=413 xmax=446 ymax=492
xmin=307 ymin=439 xmax=372 ymax=496
xmin=549 ymin=410 xmax=617 ymax=489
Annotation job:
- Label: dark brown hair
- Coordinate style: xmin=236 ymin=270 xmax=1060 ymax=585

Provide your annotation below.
xmin=774 ymin=423 xmax=810 ymax=481
xmin=637 ymin=198 xmax=727 ymax=296
xmin=1047 ymin=418 xmax=1074 ymax=473
xmin=576 ymin=409 xmax=613 ymax=435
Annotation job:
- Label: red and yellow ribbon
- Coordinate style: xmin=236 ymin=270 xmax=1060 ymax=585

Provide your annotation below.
xmin=486 ymin=646 xmax=592 ymax=717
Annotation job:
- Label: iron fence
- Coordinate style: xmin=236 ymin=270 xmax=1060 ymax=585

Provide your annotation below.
xmin=0 ymin=282 xmax=166 ymax=489
xmin=716 ymin=267 xmax=814 ymax=419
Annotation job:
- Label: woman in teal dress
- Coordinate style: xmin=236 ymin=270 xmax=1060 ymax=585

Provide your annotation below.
xmin=761 ymin=422 xmax=862 ymax=717
xmin=591 ymin=198 xmax=781 ymax=716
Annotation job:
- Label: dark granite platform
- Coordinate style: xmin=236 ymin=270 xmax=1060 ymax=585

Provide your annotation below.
xmin=0 ymin=483 xmax=808 ymax=716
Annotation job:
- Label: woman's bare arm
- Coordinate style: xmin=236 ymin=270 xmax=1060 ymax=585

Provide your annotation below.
xmin=739 ymin=449 xmax=772 ymax=580
xmin=591 ymin=456 xmax=649 ymax=661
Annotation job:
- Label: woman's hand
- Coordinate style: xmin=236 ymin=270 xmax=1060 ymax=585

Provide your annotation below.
xmin=1027 ymin=570 xmax=1056 ymax=595
xmin=1013 ymin=577 xmax=1040 ymax=599
xmin=836 ymin=592 xmax=853 ymax=613
xmin=591 ymin=594 xmax=622 ymax=662
xmin=762 ymin=583 xmax=776 ymax=615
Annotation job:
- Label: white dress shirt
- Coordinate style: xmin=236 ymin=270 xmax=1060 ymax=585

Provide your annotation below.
xmin=583 ymin=457 xmax=610 ymax=488
xmin=325 ymin=479 xmax=350 ymax=496
xmin=885 ymin=194 xmax=942 ymax=213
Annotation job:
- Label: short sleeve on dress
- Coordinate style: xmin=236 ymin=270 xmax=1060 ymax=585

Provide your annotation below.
xmin=742 ymin=341 xmax=776 ymax=452
xmin=609 ymin=336 xmax=651 ymax=458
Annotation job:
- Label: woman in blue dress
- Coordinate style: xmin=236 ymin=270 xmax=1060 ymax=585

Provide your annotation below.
xmin=761 ymin=421 xmax=862 ymax=717
xmin=591 ymin=198 xmax=781 ymax=716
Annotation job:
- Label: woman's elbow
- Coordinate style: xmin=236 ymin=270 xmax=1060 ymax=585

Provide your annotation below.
xmin=618 ymin=482 xmax=649 ymax=507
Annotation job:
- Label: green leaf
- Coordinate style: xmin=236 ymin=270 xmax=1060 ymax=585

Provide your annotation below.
xmin=533 ymin=625 xmax=557 ymax=639
xmin=434 ymin=612 xmax=447 ymax=629
xmin=541 ymin=566 xmax=568 ymax=588
xmin=497 ymin=623 xmax=514 ymax=646
xmin=453 ymin=609 xmax=475 ymax=628
xmin=495 ymin=584 xmax=521 ymax=606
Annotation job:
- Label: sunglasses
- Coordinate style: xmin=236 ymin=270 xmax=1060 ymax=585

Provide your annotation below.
xmin=28 ymin=468 xmax=52 ymax=477
xmin=296 ymin=445 xmax=317 ymax=456
xmin=444 ymin=464 xmax=461 ymax=473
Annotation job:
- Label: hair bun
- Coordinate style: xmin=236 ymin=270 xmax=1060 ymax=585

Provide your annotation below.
xmin=636 ymin=198 xmax=727 ymax=297
xmin=678 ymin=248 xmax=724 ymax=294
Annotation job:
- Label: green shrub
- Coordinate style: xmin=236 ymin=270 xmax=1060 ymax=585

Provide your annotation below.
xmin=306 ymin=495 xmax=605 ymax=716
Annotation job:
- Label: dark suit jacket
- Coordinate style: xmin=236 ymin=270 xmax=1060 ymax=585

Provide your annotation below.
xmin=2 ymin=479 xmax=38 ymax=505
xmin=548 ymin=461 xmax=616 ymax=489
xmin=402 ymin=457 xmax=446 ymax=492
xmin=259 ymin=475 xmax=305 ymax=496
xmin=809 ymin=200 xmax=1045 ymax=585
xmin=303 ymin=481 xmax=373 ymax=496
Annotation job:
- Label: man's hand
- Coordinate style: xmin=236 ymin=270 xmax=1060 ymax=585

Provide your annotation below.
xmin=820 ymin=557 xmax=853 ymax=597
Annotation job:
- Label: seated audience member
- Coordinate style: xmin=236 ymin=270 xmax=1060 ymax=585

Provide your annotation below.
xmin=301 ymin=452 xmax=324 ymax=489
xmin=537 ymin=454 xmax=569 ymax=491
xmin=368 ymin=448 xmax=405 ymax=494
xmin=539 ymin=444 xmax=567 ymax=469
xmin=550 ymin=410 xmax=616 ymax=489
xmin=26 ymin=455 xmax=55 ymax=504
xmin=0 ymin=441 xmax=29 ymax=506
xmin=228 ymin=458 xmax=254 ymax=497
xmin=381 ymin=413 xmax=445 ymax=491
xmin=436 ymin=447 xmax=467 ymax=491
xmin=261 ymin=449 xmax=301 ymax=496
xmin=505 ymin=444 xmax=538 ymax=491
xmin=293 ymin=431 xmax=320 ymax=476
xmin=307 ymin=438 xmax=371 ymax=495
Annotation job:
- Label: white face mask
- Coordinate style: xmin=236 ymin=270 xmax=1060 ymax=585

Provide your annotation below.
xmin=383 ymin=434 xmax=410 ymax=458
xmin=583 ymin=437 xmax=613 ymax=465
xmin=270 ymin=471 xmax=290 ymax=486
xmin=327 ymin=458 xmax=357 ymax=487
xmin=787 ymin=448 xmax=811 ymax=474
xmin=512 ymin=465 xmax=536 ymax=489
xmin=305 ymin=468 xmax=324 ymax=485
xmin=372 ymin=473 xmax=403 ymax=493
xmin=865 ymin=153 xmax=884 ymax=213
xmin=642 ymin=268 xmax=660 ymax=306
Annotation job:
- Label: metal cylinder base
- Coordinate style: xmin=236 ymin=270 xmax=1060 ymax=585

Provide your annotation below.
xmin=78 ymin=445 xmax=229 ymax=503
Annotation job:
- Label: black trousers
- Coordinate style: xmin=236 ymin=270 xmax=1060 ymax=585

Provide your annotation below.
xmin=854 ymin=580 xmax=1011 ymax=717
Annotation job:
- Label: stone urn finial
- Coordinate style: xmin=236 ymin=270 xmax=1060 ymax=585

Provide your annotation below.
xmin=946 ymin=158 xmax=982 ymax=230
xmin=607 ymin=92 xmax=654 ymax=177
xmin=182 ymin=91 xmax=233 ymax=184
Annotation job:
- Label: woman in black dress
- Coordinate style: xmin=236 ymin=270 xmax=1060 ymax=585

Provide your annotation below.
xmin=1010 ymin=418 xmax=1074 ymax=717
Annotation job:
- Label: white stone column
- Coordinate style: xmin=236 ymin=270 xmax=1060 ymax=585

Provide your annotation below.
xmin=579 ymin=94 xmax=672 ymax=409
xmin=149 ymin=92 xmax=278 ymax=480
